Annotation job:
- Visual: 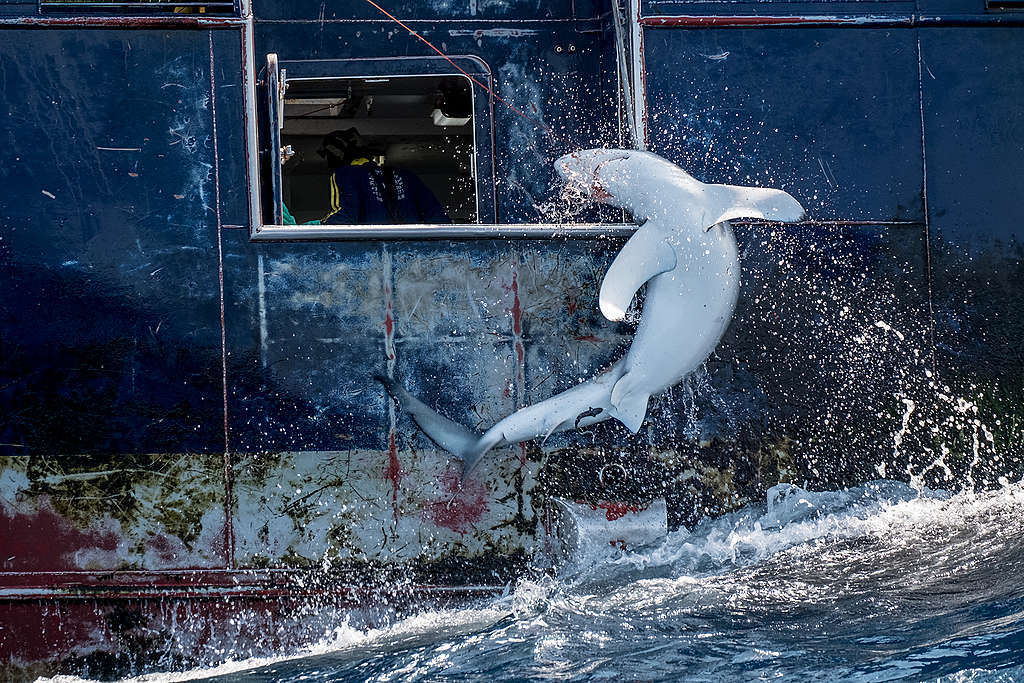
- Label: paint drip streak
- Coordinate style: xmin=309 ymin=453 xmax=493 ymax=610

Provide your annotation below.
xmin=510 ymin=269 xmax=527 ymax=466
xmin=382 ymin=250 xmax=401 ymax=524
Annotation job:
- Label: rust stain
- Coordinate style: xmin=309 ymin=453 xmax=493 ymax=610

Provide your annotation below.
xmin=0 ymin=500 xmax=120 ymax=572
xmin=145 ymin=533 xmax=181 ymax=565
xmin=384 ymin=293 xmax=395 ymax=349
xmin=384 ymin=431 xmax=403 ymax=523
xmin=565 ymin=293 xmax=578 ymax=315
xmin=510 ymin=271 xmax=523 ymax=340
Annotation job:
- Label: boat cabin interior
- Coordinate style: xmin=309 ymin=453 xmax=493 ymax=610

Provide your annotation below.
xmin=280 ymin=74 xmax=477 ymax=224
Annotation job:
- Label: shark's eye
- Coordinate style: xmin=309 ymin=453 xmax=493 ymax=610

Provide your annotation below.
xmin=594 ymin=154 xmax=630 ymax=177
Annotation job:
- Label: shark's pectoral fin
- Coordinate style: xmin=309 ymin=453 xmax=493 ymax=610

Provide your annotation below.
xmin=599 ymin=227 xmax=677 ymax=322
xmin=609 ymin=374 xmax=650 ymax=434
xmin=611 ymin=391 xmax=650 ymax=434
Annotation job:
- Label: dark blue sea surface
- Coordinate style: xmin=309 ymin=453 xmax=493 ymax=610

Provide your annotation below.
xmin=44 ymin=481 xmax=1024 ymax=682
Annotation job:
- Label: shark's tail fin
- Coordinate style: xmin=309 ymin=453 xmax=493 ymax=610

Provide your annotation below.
xmin=375 ymin=375 xmax=481 ymax=461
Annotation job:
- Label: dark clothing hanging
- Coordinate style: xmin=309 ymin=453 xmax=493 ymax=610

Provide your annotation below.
xmin=322 ymin=161 xmax=451 ymax=225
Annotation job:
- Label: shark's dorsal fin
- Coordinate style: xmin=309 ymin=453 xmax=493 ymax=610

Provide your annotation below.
xmin=707 ymin=184 xmax=805 ymax=228
xmin=599 ymin=225 xmax=677 ymax=322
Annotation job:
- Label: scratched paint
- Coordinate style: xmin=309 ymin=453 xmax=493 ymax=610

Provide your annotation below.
xmin=0 ymin=455 xmax=227 ymax=571
xmin=228 ymin=247 xmax=622 ymax=566
xmin=448 ymin=28 xmax=541 ymax=45
xmin=508 ymin=267 xmax=530 ymax=467
xmin=496 ymin=61 xmax=557 ymax=220
xmin=231 ymin=449 xmax=540 ymax=567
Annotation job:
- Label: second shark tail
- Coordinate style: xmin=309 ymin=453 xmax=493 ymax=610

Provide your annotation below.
xmin=374 ymin=375 xmax=481 ymax=462
xmin=377 ymin=359 xmax=630 ymax=480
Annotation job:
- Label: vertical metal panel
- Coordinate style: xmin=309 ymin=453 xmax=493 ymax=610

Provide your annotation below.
xmin=921 ymin=28 xmax=1024 ymax=464
xmin=211 ymin=29 xmax=251 ymax=228
xmin=642 ymin=27 xmax=923 ymax=222
xmin=723 ymin=223 xmax=932 ymax=487
xmin=0 ymin=30 xmax=231 ymax=573
xmin=636 ymin=23 xmax=938 ymax=490
xmin=0 ymin=31 xmax=224 ymax=456
xmin=221 ymin=235 xmax=624 ymax=565
xmin=920 ymin=29 xmax=1024 ymax=251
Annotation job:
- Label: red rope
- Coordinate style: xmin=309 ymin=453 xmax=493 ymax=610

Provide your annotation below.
xmin=362 ymin=0 xmax=557 ymax=138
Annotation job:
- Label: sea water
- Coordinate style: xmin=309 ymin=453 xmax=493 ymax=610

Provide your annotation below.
xmin=42 ymin=479 xmax=1024 ymax=682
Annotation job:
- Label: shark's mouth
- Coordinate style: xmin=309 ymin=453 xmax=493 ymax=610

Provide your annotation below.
xmin=590 ymin=154 xmax=630 ymax=200
xmin=560 ymin=151 xmax=631 ymax=201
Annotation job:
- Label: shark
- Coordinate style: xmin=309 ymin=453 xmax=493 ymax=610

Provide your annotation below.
xmin=378 ymin=148 xmax=804 ymax=479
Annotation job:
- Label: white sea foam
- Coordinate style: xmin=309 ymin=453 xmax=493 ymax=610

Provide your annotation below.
xmin=610 ymin=479 xmax=1024 ymax=575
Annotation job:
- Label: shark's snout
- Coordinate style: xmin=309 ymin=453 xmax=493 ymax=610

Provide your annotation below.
xmin=554 ymin=152 xmax=586 ymax=182
xmin=556 ymin=150 xmax=632 ymax=201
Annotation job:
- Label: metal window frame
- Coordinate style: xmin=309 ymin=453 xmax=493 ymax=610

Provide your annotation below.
xmin=242 ymin=47 xmax=643 ymax=241
xmin=249 ymin=53 xmax=500 ymax=241
xmin=251 ymin=223 xmax=638 ymax=241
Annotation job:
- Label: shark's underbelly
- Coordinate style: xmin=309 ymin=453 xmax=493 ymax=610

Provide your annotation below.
xmin=623 ymin=262 xmax=740 ymax=395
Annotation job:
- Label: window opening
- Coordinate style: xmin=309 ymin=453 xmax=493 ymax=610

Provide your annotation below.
xmin=278 ymin=73 xmax=477 ymax=226
xmin=252 ymin=55 xmax=640 ymax=240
